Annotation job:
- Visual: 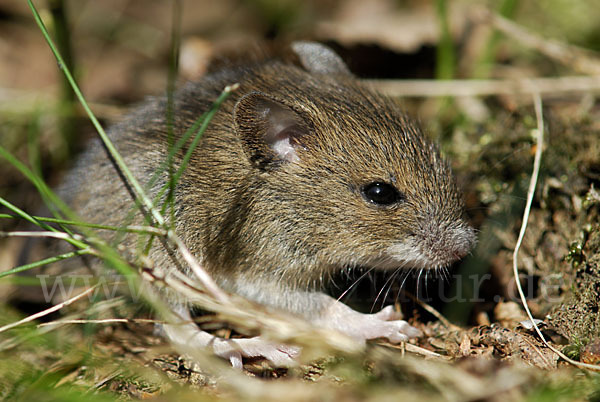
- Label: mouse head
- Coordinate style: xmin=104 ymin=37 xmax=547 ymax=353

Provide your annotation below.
xmin=232 ymin=43 xmax=475 ymax=279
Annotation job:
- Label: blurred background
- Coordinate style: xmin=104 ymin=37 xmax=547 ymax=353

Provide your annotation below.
xmin=1 ymin=0 xmax=599 ymax=201
xmin=0 ymin=1 xmax=600 ymax=397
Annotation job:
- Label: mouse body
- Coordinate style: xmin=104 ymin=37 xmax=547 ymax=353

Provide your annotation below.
xmin=59 ymin=42 xmax=475 ymax=366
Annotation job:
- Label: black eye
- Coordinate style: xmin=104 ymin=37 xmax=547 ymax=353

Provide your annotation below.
xmin=360 ymin=182 xmax=404 ymax=206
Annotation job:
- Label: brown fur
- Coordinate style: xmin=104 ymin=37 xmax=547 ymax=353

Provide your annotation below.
xmin=60 ymin=56 xmax=474 ymax=316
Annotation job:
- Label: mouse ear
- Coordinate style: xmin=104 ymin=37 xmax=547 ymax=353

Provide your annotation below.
xmin=234 ymin=92 xmax=309 ymax=166
xmin=291 ymin=41 xmax=351 ymax=75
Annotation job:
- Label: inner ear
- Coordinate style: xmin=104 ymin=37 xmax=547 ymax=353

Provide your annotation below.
xmin=234 ymin=92 xmax=309 ymax=165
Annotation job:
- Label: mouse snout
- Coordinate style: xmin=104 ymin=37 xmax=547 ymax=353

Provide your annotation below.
xmin=383 ymin=220 xmax=475 ymax=270
xmin=447 ymin=225 xmax=476 ymax=259
xmin=415 ymin=220 xmax=476 ymax=267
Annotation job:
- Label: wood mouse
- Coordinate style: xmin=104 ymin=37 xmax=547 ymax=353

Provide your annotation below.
xmin=58 ymin=42 xmax=475 ymax=367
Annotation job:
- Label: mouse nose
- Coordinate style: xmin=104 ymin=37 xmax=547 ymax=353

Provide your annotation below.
xmin=450 ymin=225 xmax=476 ymax=259
xmin=417 ymin=221 xmax=476 ymax=266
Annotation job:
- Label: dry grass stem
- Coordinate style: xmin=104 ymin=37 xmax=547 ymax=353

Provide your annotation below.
xmin=0 ymin=230 xmax=84 ymax=241
xmin=385 ymin=342 xmax=448 ymax=360
xmin=366 ymin=75 xmax=600 ymax=97
xmin=0 ymin=285 xmax=98 ymax=334
xmin=167 ymin=231 xmax=230 ymax=304
xmin=0 ymin=87 xmax=126 ymax=119
xmin=143 ymin=268 xmax=362 ymax=354
xmin=512 ymin=91 xmax=600 ymax=371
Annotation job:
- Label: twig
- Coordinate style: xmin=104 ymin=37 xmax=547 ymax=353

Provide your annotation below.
xmin=473 ymin=7 xmax=600 ymax=75
xmin=167 ymin=231 xmax=230 ymax=304
xmin=94 ymin=371 xmax=121 ymax=390
xmin=403 ymin=291 xmax=461 ymax=331
xmin=384 ymin=341 xmax=449 ymax=360
xmin=516 ymin=328 xmax=553 ymax=369
xmin=365 ymin=75 xmax=600 ymax=98
xmin=512 ymin=90 xmax=600 ymax=371
xmin=0 ymin=285 xmax=98 ymax=334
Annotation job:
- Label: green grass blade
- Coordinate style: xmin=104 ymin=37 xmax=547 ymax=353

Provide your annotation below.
xmin=0 ymin=145 xmax=67 ymax=219
xmin=141 ymin=85 xmax=236 ymax=255
xmin=0 ymin=197 xmax=51 ymax=232
xmin=435 ymin=0 xmax=455 ymax=80
xmin=0 ymin=201 xmax=89 ymax=253
xmin=474 ymin=0 xmax=519 ymax=78
xmin=0 ymin=249 xmax=91 ymax=279
xmin=0 ymin=197 xmax=87 ymax=250
xmin=165 ymin=0 xmax=183 ymax=229
xmin=0 ymin=214 xmax=165 ymax=235
xmin=27 ymin=0 xmax=165 ymax=228
xmin=161 ymin=86 xmax=236 ymax=208
xmin=48 ymin=0 xmax=77 ymax=159
xmin=26 ymin=112 xmax=42 ymax=178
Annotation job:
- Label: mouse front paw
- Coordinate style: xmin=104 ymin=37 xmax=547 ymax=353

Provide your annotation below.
xmin=212 ymin=337 xmax=300 ymax=369
xmin=317 ymin=300 xmax=422 ymax=344
xmin=365 ymin=306 xmax=423 ymax=343
xmin=161 ymin=313 xmax=300 ymax=369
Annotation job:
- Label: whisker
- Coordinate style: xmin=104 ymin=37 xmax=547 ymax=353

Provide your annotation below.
xmin=372 ymin=269 xmax=399 ymax=313
xmin=371 ymin=260 xmax=409 ymax=313
xmin=441 ymin=266 xmax=450 ymax=282
xmin=336 ymin=266 xmax=375 ymax=303
xmin=416 ymin=268 xmax=423 ymax=300
xmin=380 ymin=268 xmax=403 ymax=311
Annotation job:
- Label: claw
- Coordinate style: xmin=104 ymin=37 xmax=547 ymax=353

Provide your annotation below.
xmin=205 ymin=336 xmax=300 ymax=368
xmin=162 ymin=312 xmax=300 ymax=368
xmin=316 ymin=298 xmax=423 ymax=344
